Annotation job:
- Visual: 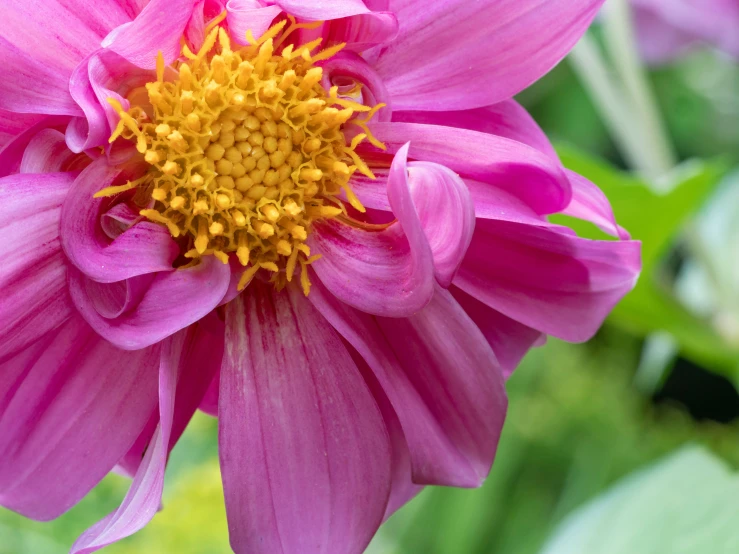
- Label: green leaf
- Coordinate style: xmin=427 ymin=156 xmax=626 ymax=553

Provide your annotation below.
xmin=540 ymin=446 xmax=739 ymax=554
xmin=555 ymin=145 xmax=739 ymax=375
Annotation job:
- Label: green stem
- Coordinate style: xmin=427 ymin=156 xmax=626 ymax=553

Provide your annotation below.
xmin=568 ymin=34 xmax=656 ymax=174
xmin=601 ymin=0 xmax=677 ymax=177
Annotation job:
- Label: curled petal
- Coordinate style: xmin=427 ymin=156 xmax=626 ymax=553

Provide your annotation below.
xmin=69 ymin=256 xmax=231 ymax=350
xmin=219 ymin=282 xmax=391 ymax=554
xmin=455 ymin=219 xmax=641 ymax=342
xmin=369 ymin=122 xmax=572 ymax=215
xmin=310 ymin=144 xmax=435 ymax=317
xmin=103 ymin=0 xmax=197 ymax=68
xmin=67 ymin=50 xmax=150 ymax=153
xmin=0 ymin=116 xmax=71 ymax=178
xmin=20 ymin=129 xmax=78 ymax=174
xmin=406 ymin=161 xmax=475 ymax=286
xmin=61 ymin=158 xmax=179 ymax=283
xmin=226 ymin=1 xmax=282 ymax=45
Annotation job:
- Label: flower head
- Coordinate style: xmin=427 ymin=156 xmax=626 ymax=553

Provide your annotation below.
xmin=0 ymin=1 xmax=639 ymax=553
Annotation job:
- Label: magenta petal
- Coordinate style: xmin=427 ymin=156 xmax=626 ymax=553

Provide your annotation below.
xmin=0 ymin=110 xmax=43 ymax=150
xmin=350 ymin=354 xmax=422 ymax=520
xmin=0 ymin=0 xmax=134 ymax=115
xmin=67 ymin=50 xmax=150 ymax=153
xmin=274 ymin=0 xmax=378 ymax=19
xmin=103 ymin=0 xmax=197 ymax=68
xmin=20 ymin=129 xmax=77 ymax=174
xmin=455 ymin=219 xmax=641 ymax=342
xmin=71 ymin=323 xmax=219 ymax=553
xmin=562 ymin=170 xmax=631 ymax=239
xmin=69 ymin=256 xmax=231 ymax=350
xmin=0 ymin=37 xmax=82 ymax=116
xmin=451 ymin=286 xmax=544 ymax=378
xmin=374 ymin=0 xmax=605 ymax=110
xmin=61 ymin=159 xmax=179 ymax=283
xmin=219 ymin=282 xmax=391 ymax=554
xmin=0 ymin=116 xmax=71 ymax=178
xmin=310 ymin=145 xmax=435 ymax=317
xmin=227 ymin=2 xmax=282 ymax=45
xmin=395 ymin=100 xmax=558 ymax=159
xmin=308 ymin=277 xmax=507 ymax=488
xmin=369 ymin=122 xmax=572 ymax=215
xmin=0 ymin=316 xmax=160 ymax=521
xmin=0 ymin=173 xmax=75 ymax=363
xmin=407 ymin=161 xmax=475 ymax=286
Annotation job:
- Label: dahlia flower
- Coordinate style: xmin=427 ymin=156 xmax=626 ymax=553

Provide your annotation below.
xmin=631 ymin=0 xmax=739 ymax=63
xmin=0 ymin=1 xmax=640 ymax=552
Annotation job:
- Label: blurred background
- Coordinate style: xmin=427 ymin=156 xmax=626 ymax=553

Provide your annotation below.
xmin=2 ymin=0 xmax=738 ymax=552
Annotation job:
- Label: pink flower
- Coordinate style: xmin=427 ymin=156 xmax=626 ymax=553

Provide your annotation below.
xmin=631 ymin=0 xmax=739 ymax=63
xmin=0 ymin=1 xmax=639 ymax=553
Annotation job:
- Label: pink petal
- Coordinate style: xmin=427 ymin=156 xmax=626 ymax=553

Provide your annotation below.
xmin=562 ymin=169 xmax=631 ymax=240
xmin=347 ymin=168 xmax=392 ymax=211
xmin=103 ymin=0 xmax=197 ymax=68
xmin=0 ymin=116 xmax=71 ymax=178
xmin=0 ymin=110 xmax=43 ymax=150
xmin=19 ymin=129 xmax=78 ymax=174
xmin=0 ymin=315 xmax=160 ymax=521
xmin=219 ymin=282 xmax=391 ymax=554
xmin=455 ymin=219 xmax=641 ymax=342
xmin=406 ymin=161 xmax=475 ymax=286
xmin=450 ymin=286 xmax=544 ymax=378
xmin=0 ymin=0 xmax=135 ymax=115
xmin=69 ymin=256 xmax=231 ymax=350
xmin=319 ymin=52 xmax=392 ymax=119
xmin=274 ymin=0 xmax=381 ymax=19
xmin=395 ymin=100 xmax=558 ymax=159
xmin=71 ymin=322 xmax=220 ymax=553
xmin=308 ymin=277 xmax=507 ymax=488
xmin=309 ymin=144 xmax=435 ymax=317
xmin=0 ymin=173 xmax=75 ymax=363
xmin=61 ymin=158 xmax=179 ymax=283
xmin=0 ymin=37 xmax=81 ymax=115
xmin=227 ymin=2 xmax=282 ymax=45
xmin=368 ymin=122 xmax=572 ymax=214
xmin=350 ymin=354 xmax=422 ymax=520
xmin=67 ymin=50 xmax=151 ymax=153
xmin=374 ymin=0 xmax=605 ymax=110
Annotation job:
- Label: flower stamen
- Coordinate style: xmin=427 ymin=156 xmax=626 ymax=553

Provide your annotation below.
xmin=102 ymin=18 xmax=385 ymax=295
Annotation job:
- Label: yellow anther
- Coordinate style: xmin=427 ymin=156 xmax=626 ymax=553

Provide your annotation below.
xmin=152 ymin=188 xmax=167 ymax=201
xmin=300 ymin=168 xmax=323 ymax=181
xmin=170 ymin=196 xmax=186 ymax=210
xmin=155 ymin=124 xmax=171 ymax=137
xmin=144 ymin=150 xmax=161 ymax=164
xmin=216 ymin=194 xmax=231 ymax=209
xmin=261 ymin=204 xmax=280 ymax=223
xmin=276 ymin=240 xmax=292 ymax=256
xmin=255 ymin=221 xmax=274 ymax=239
xmin=162 ymin=161 xmax=180 ymax=176
xmin=237 ymin=246 xmax=250 ymax=266
xmin=209 ymin=221 xmax=225 ymax=235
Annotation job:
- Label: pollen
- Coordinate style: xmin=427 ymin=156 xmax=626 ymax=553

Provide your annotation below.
xmin=102 ymin=16 xmax=384 ymax=294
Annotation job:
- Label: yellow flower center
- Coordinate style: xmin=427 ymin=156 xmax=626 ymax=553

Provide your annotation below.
xmin=99 ymin=16 xmax=384 ymax=294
